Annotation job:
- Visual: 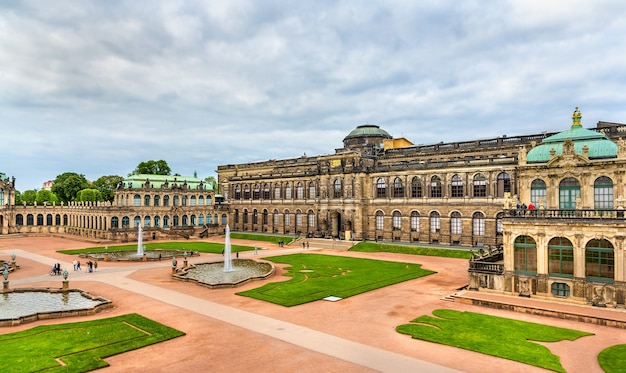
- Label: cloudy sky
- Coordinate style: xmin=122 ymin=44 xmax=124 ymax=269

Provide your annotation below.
xmin=2 ymin=1 xmax=626 ymax=191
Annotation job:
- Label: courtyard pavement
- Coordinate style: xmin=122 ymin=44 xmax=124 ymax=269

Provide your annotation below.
xmin=1 ymin=236 xmax=625 ymax=372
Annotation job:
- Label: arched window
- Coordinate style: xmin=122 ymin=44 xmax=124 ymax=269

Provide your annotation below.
xmin=262 ymin=209 xmax=268 ymax=225
xmin=243 ymin=209 xmax=249 ymax=224
xmin=273 ymin=209 xmax=279 ymax=226
xmin=296 ymin=182 xmax=304 ymax=199
xmin=284 ymin=210 xmax=291 ymax=226
xmin=190 ymin=196 xmax=197 ymax=206
xmin=333 ymin=179 xmax=343 ymax=198
xmin=122 ymin=216 xmax=130 ymax=228
xmin=429 ymin=211 xmax=440 ymax=233
xmin=392 ymin=211 xmax=401 ymax=230
xmin=182 ymin=196 xmax=188 ymax=206
xmin=496 ymin=172 xmax=511 ymax=197
xmin=559 ymin=177 xmax=580 ymax=209
xmin=198 ymin=214 xmax=204 ymax=226
xmin=253 ymin=184 xmax=260 ymax=200
xmin=154 ymin=195 xmax=160 ymax=206
xmin=55 ymin=214 xmax=61 ymax=225
xmin=207 ymin=214 xmax=213 ymax=224
xmin=144 ymin=216 xmax=151 ymax=227
xmin=451 ymin=174 xmax=463 ymax=198
xmin=586 ymin=239 xmax=614 ymax=282
xmin=308 ymin=210 xmax=315 ymax=229
xmin=154 ymin=215 xmax=161 ymax=227
xmin=410 ymin=211 xmax=420 ymax=232
xmin=285 ymin=183 xmax=292 ymax=199
xmin=27 ymin=214 xmax=35 ymax=225
xmin=134 ymin=194 xmax=141 ymax=206
xmin=594 ymin=176 xmax=613 ymax=210
xmin=163 ymin=195 xmax=170 ymax=206
xmin=450 ymin=211 xmax=462 ymax=235
xmin=206 ymin=195 xmax=212 ymax=205
xmin=233 ymin=209 xmax=239 ymax=224
xmin=274 ymin=184 xmax=281 ymax=199
xmin=173 ymin=196 xmax=180 ymax=206
xmin=473 ymin=174 xmax=486 ymax=197
xmin=496 ymin=212 xmax=504 ymax=236
xmin=133 ymin=216 xmax=141 ymax=227
xmin=144 ymin=195 xmax=150 ymax=206
xmin=244 ymin=185 xmax=251 ymax=200
xmin=308 ymin=182 xmax=316 ymax=199
xmin=16 ymin=214 xmax=23 ymax=226
xmin=375 ymin=211 xmax=384 ymax=230
xmin=198 ymin=196 xmax=204 ymax=205
xmin=235 ymin=185 xmax=242 ymax=199
xmin=263 ymin=183 xmax=270 ymax=199
xmin=472 ymin=212 xmax=485 ymax=236
xmin=376 ymin=178 xmax=387 ymax=198
xmin=111 ymin=216 xmax=119 ymax=228
xmin=514 ymin=235 xmax=537 ymax=275
xmin=411 ymin=176 xmax=422 ymax=198
xmin=393 ymin=177 xmax=404 ymax=198
xmin=548 ymin=237 xmax=574 ymax=277
xmin=252 ymin=209 xmax=258 ymax=224
xmin=221 ymin=214 xmax=227 ymax=225
xmin=530 ymin=179 xmax=546 ymax=206
xmin=295 ymin=210 xmax=302 ymax=227
xmin=46 ymin=214 xmax=53 ymax=225
xmin=173 ymin=216 xmax=180 ymax=226
xmin=163 ymin=215 xmax=170 ymax=228
xmin=430 ymin=176 xmax=442 ymax=198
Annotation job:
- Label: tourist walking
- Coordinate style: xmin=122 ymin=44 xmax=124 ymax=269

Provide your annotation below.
xmin=73 ymin=259 xmax=77 ymax=271
xmin=76 ymin=260 xmax=81 ymax=271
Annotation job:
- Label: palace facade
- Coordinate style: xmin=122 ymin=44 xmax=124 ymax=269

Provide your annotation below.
xmin=0 ymin=174 xmax=227 ymax=242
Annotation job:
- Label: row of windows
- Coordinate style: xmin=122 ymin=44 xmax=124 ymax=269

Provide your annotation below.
xmin=374 ymin=210 xmax=494 ymax=235
xmin=514 ymin=235 xmax=614 ymax=282
xmin=233 ymin=209 xmax=316 ymax=227
xmin=14 ymin=213 xmax=226 ymax=228
xmin=117 ymin=194 xmax=213 ymax=207
xmin=530 ymin=176 xmax=614 ymax=209
xmin=233 ymin=183 xmax=318 ymax=200
xmin=375 ymin=172 xmax=511 ymax=198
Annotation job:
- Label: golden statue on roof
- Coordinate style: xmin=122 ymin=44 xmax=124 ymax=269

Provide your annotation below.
xmin=572 ymin=106 xmax=582 ymax=127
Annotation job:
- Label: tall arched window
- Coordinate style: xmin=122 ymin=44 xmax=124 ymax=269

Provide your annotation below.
xmin=308 ymin=211 xmax=315 ymax=229
xmin=285 ymin=183 xmax=292 ymax=199
xmin=586 ymin=239 xmax=614 ymax=282
xmin=252 ymin=209 xmax=258 ymax=224
xmin=308 ymin=182 xmax=316 ymax=199
xmin=393 ymin=177 xmax=404 ymax=198
xmin=430 ymin=176 xmax=442 ymax=198
xmin=473 ymin=174 xmax=486 ymax=197
xmin=263 ymin=183 xmax=270 ymax=199
xmin=262 ymin=209 xmax=268 ymax=225
xmin=163 ymin=195 xmax=170 ymax=206
xmin=163 ymin=215 xmax=170 ymax=228
xmin=594 ymin=176 xmax=613 ymax=210
xmin=496 ymin=212 xmax=504 ymax=236
xmin=514 ymin=235 xmax=537 ymax=275
xmin=122 ymin=216 xmax=130 ymax=228
xmin=411 ymin=176 xmax=422 ymax=198
xmin=274 ymin=184 xmax=281 ymax=199
xmin=284 ymin=210 xmax=291 ymax=226
xmin=410 ymin=211 xmax=420 ymax=232
xmin=233 ymin=209 xmax=238 ymax=224
xmin=450 ymin=211 xmax=462 ymax=235
xmin=154 ymin=195 xmax=160 ymax=206
xmin=173 ymin=196 xmax=180 ymax=206
xmin=253 ymin=184 xmax=260 ymax=200
xmin=496 ymin=172 xmax=511 ymax=197
xmin=133 ymin=216 xmax=141 ymax=227
xmin=530 ymin=179 xmax=546 ymax=206
xmin=295 ymin=210 xmax=302 ymax=227
xmin=375 ymin=211 xmax=384 ymax=230
xmin=144 ymin=195 xmax=150 ymax=206
xmin=296 ymin=182 xmax=304 ymax=199
xmin=472 ymin=212 xmax=485 ymax=236
xmin=243 ymin=185 xmax=251 ymax=200
xmin=559 ymin=177 xmax=580 ymax=209
xmin=235 ymin=185 xmax=242 ymax=199
xmin=173 ymin=216 xmax=180 ymax=226
xmin=111 ymin=217 xmax=119 ymax=228
xmin=273 ymin=209 xmax=279 ymax=226
xmin=451 ymin=174 xmax=463 ymax=198
xmin=134 ymin=194 xmax=141 ymax=206
xmin=392 ymin=211 xmax=401 ymax=230
xmin=154 ymin=215 xmax=161 ymax=227
xmin=429 ymin=211 xmax=440 ymax=233
xmin=333 ymin=179 xmax=343 ymax=198
xmin=376 ymin=178 xmax=387 ymax=198
xmin=243 ymin=209 xmax=249 ymax=224
xmin=548 ymin=237 xmax=574 ymax=277
xmin=144 ymin=216 xmax=150 ymax=227
xmin=198 ymin=196 xmax=204 ymax=205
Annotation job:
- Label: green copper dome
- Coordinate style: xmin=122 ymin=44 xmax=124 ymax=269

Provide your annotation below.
xmin=344 ymin=124 xmax=392 ymax=140
xmin=527 ymin=108 xmax=618 ymax=163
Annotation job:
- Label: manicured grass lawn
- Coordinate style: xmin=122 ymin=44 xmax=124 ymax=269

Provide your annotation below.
xmin=598 ymin=344 xmax=626 ymax=372
xmin=0 ymin=313 xmax=184 ymax=372
xmin=59 ymin=241 xmax=253 ymax=255
xmin=229 ymin=232 xmax=295 ymax=245
xmin=349 ymin=242 xmax=472 ymax=259
xmin=397 ymin=309 xmax=593 ymax=373
xmin=237 ymin=253 xmax=435 ymax=307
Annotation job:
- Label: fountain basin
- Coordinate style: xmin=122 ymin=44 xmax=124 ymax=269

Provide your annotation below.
xmin=174 ymin=259 xmax=274 ymax=289
xmin=81 ymin=249 xmax=198 ymax=262
xmin=0 ymin=288 xmax=112 ymax=326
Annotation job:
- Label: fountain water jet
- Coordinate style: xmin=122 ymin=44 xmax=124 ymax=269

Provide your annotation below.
xmin=223 ymin=225 xmax=234 ymax=272
xmin=137 ymin=225 xmax=144 ymax=256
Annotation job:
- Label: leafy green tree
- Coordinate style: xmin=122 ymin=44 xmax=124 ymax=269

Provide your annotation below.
xmin=130 ymin=160 xmax=171 ymax=176
xmin=204 ymin=176 xmax=218 ymax=192
xmin=21 ymin=190 xmax=37 ymax=205
xmin=14 ymin=190 xmax=22 ymax=205
xmin=93 ymin=175 xmax=124 ymax=202
xmin=51 ymin=172 xmax=90 ymax=202
xmin=36 ymin=190 xmax=59 ymax=205
xmin=77 ymin=188 xmax=103 ymax=202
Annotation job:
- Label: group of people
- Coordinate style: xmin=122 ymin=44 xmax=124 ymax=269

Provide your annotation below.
xmin=51 ymin=262 xmax=62 ymax=275
xmin=516 ymin=201 xmax=536 ymax=215
xmin=72 ymin=259 xmax=98 ymax=272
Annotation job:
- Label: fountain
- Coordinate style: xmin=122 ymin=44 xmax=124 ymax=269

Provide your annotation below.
xmin=173 ymin=225 xmax=274 ymax=288
xmin=137 ymin=225 xmax=144 ymax=256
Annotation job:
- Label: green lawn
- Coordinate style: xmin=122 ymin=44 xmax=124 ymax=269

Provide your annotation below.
xmin=229 ymin=232 xmax=296 ymax=245
xmin=59 ymin=241 xmax=253 ymax=255
xmin=397 ymin=309 xmax=592 ymax=373
xmin=598 ymin=344 xmax=626 ymax=372
xmin=237 ymin=253 xmax=435 ymax=306
xmin=0 ymin=313 xmax=184 ymax=372
xmin=349 ymin=242 xmax=472 ymax=259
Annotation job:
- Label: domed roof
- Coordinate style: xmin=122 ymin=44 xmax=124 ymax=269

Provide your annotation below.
xmin=344 ymin=124 xmax=392 ymax=140
xmin=527 ymin=107 xmax=618 ymax=163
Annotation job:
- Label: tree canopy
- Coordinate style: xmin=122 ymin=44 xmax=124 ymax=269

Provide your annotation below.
xmin=36 ymin=190 xmax=59 ymax=205
xmin=51 ymin=172 xmax=90 ymax=202
xmin=93 ymin=175 xmax=124 ymax=202
xmin=77 ymin=188 xmax=103 ymax=202
xmin=204 ymin=176 xmax=218 ymax=192
xmin=130 ymin=160 xmax=171 ymax=176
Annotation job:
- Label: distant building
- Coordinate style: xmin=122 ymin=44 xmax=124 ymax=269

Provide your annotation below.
xmin=42 ymin=180 xmax=54 ymax=191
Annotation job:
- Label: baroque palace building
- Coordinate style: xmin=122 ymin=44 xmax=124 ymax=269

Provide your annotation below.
xmin=0 ymin=174 xmax=227 ymax=242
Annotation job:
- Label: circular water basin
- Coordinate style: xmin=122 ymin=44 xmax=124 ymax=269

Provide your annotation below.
xmin=174 ymin=259 xmax=274 ymax=288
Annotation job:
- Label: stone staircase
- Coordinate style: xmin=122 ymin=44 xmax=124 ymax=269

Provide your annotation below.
xmin=297 ymin=237 xmax=356 ymax=251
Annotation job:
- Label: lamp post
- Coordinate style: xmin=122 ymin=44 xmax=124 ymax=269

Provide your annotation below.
xmin=2 ymin=267 xmax=9 ymax=291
